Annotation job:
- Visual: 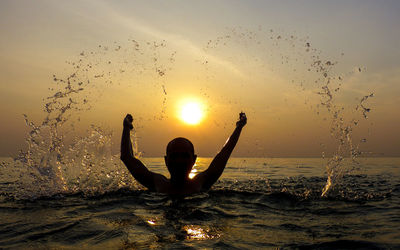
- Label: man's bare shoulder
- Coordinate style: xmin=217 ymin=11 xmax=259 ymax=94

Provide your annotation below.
xmin=153 ymin=172 xmax=169 ymax=184
xmin=191 ymin=172 xmax=209 ymax=191
xmin=152 ymin=172 xmax=170 ymax=192
xmin=191 ymin=169 xmax=221 ymax=191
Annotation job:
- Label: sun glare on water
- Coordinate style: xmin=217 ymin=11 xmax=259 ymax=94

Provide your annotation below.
xmin=179 ymin=101 xmax=204 ymax=125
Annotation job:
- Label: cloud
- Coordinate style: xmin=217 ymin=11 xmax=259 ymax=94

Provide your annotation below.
xmin=85 ymin=0 xmax=245 ymax=78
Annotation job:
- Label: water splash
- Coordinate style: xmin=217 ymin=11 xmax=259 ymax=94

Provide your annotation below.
xmin=201 ymin=27 xmax=374 ymax=196
xmin=6 ymin=39 xmax=175 ymax=200
xmin=3 ymin=28 xmax=374 ymax=199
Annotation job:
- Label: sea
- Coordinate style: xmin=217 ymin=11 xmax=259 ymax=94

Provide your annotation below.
xmin=2 ymin=28 xmax=397 ymax=249
xmin=1 ymin=156 xmax=399 ymax=249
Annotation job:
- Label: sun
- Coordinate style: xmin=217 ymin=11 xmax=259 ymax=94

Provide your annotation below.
xmin=179 ymin=101 xmax=204 ymax=125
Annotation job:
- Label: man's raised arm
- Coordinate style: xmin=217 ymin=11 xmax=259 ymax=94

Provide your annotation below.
xmin=120 ymin=114 xmax=156 ymax=190
xmin=196 ymin=112 xmax=247 ymax=190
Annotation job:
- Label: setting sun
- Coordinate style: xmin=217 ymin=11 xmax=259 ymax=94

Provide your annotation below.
xmin=179 ymin=101 xmax=204 ymax=125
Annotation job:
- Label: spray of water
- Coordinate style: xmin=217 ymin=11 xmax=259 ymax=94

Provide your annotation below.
xmin=3 ymin=28 xmax=373 ymax=199
xmin=5 ymin=39 xmax=175 ymax=199
xmin=200 ymin=27 xmax=373 ymax=197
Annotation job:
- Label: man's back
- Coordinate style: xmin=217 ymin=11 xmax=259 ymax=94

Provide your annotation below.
xmin=120 ymin=113 xmax=247 ymax=195
xmin=152 ymin=173 xmax=203 ymax=195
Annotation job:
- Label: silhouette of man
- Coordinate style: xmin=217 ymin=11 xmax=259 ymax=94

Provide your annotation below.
xmin=120 ymin=112 xmax=247 ymax=195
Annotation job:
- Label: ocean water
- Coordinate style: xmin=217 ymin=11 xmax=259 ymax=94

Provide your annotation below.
xmin=1 ymin=157 xmax=399 ymax=249
xmin=0 ymin=27 xmax=388 ymax=249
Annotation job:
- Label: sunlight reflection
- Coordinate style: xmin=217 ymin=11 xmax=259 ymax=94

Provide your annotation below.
xmin=188 ymin=168 xmax=198 ymax=179
xmin=183 ymin=225 xmax=220 ymax=240
xmin=147 ymin=219 xmax=156 ymax=225
xmin=184 ymin=225 xmax=206 ymax=239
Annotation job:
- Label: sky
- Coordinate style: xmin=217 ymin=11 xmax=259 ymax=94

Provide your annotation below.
xmin=0 ymin=0 xmax=399 ymax=157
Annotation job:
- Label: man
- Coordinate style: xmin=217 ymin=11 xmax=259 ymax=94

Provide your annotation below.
xmin=120 ymin=112 xmax=247 ymax=195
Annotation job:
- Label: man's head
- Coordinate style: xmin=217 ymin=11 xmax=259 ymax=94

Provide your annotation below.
xmin=164 ymin=137 xmax=197 ymax=182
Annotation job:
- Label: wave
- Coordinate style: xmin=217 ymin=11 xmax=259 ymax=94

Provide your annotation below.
xmin=286 ymin=240 xmax=394 ymax=250
xmin=1 ymin=174 xmax=395 ymax=204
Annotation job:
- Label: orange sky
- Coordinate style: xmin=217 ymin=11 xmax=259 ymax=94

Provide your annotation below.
xmin=1 ymin=0 xmax=399 ymax=157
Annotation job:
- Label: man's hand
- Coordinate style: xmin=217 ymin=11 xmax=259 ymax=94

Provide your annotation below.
xmin=236 ymin=112 xmax=247 ymax=128
xmin=123 ymin=114 xmax=134 ymax=130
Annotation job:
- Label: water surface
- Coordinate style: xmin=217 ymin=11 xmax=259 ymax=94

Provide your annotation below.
xmin=1 ymin=157 xmax=399 ymax=249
